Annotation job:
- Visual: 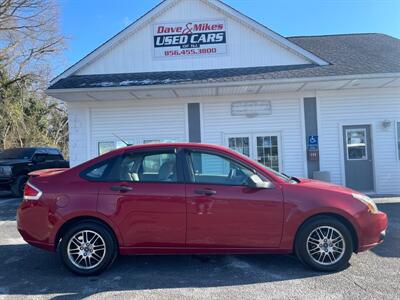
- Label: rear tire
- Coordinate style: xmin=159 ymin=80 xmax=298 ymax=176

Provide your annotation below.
xmin=59 ymin=222 xmax=117 ymax=276
xmin=295 ymin=216 xmax=353 ymax=272
xmin=11 ymin=175 xmax=28 ymax=197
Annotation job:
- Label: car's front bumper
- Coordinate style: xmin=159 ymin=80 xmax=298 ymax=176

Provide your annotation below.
xmin=357 ymin=211 xmax=388 ymax=252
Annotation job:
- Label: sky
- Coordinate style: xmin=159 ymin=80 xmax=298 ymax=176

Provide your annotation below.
xmin=55 ymin=0 xmax=400 ymax=75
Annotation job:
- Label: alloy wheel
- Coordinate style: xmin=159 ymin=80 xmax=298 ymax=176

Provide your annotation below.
xmin=306 ymin=226 xmax=346 ymax=266
xmin=67 ymin=230 xmax=106 ymax=270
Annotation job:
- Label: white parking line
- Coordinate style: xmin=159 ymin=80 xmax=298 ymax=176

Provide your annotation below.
xmin=374 ymin=198 xmax=400 ymax=204
xmin=0 ymin=220 xmax=26 ymax=245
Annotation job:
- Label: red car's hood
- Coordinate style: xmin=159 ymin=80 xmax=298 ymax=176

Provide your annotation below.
xmin=297 ymin=178 xmax=358 ymax=195
xmin=29 ymin=168 xmax=69 ymax=177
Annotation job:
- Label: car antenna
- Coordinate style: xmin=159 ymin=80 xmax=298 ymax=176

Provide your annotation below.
xmin=112 ymin=133 xmax=131 ymax=146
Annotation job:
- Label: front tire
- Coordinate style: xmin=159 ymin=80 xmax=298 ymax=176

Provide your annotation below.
xmin=59 ymin=222 xmax=117 ymax=275
xmin=295 ymin=216 xmax=353 ymax=271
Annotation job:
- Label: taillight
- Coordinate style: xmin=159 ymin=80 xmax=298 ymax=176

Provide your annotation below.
xmin=23 ymin=182 xmax=43 ymax=201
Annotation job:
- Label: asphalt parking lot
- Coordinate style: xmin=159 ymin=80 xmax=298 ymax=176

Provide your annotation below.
xmin=0 ymin=192 xmax=399 ymax=300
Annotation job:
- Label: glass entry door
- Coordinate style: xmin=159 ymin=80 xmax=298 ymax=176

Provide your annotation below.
xmin=226 ymin=134 xmax=281 ymax=172
xmin=228 ymin=136 xmax=250 ymax=157
xmin=255 ymin=136 xmax=279 ymax=171
xmin=343 ymin=125 xmax=374 ymax=192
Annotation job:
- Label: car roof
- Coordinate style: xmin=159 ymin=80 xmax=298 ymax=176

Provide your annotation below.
xmin=121 ymin=142 xmax=231 ymax=152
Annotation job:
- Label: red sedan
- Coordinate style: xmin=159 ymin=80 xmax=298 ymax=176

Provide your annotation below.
xmin=17 ymin=143 xmax=387 ymax=275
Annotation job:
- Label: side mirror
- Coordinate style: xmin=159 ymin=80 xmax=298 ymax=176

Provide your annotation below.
xmin=247 ymin=174 xmax=275 ymax=189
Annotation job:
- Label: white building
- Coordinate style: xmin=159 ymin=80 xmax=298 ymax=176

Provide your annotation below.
xmin=47 ymin=0 xmax=400 ymax=195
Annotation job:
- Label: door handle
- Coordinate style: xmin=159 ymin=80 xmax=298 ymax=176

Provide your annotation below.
xmin=110 ymin=185 xmax=133 ymax=192
xmin=194 ymin=189 xmax=217 ymax=196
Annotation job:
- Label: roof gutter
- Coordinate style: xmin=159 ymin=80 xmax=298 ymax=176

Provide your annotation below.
xmin=46 ymin=72 xmax=400 ymax=96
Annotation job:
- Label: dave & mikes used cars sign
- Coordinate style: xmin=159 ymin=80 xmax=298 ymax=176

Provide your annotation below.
xmin=153 ymin=20 xmax=227 ymax=58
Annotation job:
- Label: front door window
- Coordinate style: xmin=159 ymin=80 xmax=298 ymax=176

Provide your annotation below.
xmin=188 ymin=151 xmax=254 ymax=186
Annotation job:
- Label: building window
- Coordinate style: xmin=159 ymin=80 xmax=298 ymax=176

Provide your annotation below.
xmin=98 ymin=140 xmax=134 ymax=155
xmin=256 ymin=136 xmax=279 ymax=171
xmin=116 ymin=140 xmax=132 ymax=148
xmin=143 ymin=139 xmax=161 ymax=144
xmin=345 ymin=129 xmax=367 ymax=160
xmin=226 ymin=134 xmax=280 ymax=172
xmin=144 ymin=139 xmax=180 ymax=144
xmin=397 ymin=122 xmax=400 ymax=160
xmin=228 ymin=137 xmax=250 ymax=156
xmin=98 ymin=142 xmax=115 ymax=155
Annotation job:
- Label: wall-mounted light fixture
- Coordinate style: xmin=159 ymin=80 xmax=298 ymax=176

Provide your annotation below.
xmin=382 ymin=119 xmax=392 ymax=129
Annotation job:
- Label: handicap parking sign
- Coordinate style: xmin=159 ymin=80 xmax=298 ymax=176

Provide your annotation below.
xmin=308 ymin=135 xmax=318 ymax=146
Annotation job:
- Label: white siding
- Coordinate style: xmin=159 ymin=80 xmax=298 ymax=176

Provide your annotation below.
xmin=318 ymin=88 xmax=400 ymax=194
xmin=68 ymin=94 xmax=306 ymax=176
xmin=201 ymin=96 xmax=306 ymax=177
xmin=89 ymin=100 xmax=187 ymax=158
xmin=76 ymin=0 xmax=309 ymax=75
xmin=67 ymin=87 xmax=400 ymax=195
xmin=67 ymin=103 xmax=90 ymax=167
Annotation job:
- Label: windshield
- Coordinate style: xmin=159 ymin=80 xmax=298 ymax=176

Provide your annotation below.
xmin=0 ymin=148 xmax=35 ymax=160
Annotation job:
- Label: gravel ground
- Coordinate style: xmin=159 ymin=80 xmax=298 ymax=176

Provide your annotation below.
xmin=0 ymin=191 xmax=399 ymax=299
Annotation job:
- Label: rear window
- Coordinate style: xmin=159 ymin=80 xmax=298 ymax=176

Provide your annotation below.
xmin=0 ymin=148 xmax=35 ymax=160
xmin=46 ymin=154 xmax=63 ymax=161
xmin=80 ymin=158 xmax=115 ymax=181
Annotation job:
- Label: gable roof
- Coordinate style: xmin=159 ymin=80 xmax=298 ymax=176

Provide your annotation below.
xmin=50 ymin=0 xmax=328 ymax=84
xmin=48 ymin=33 xmax=400 ymax=90
xmin=289 ymin=33 xmax=400 ymax=75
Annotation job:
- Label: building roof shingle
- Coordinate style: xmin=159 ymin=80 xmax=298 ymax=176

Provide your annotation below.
xmin=48 ymin=33 xmax=400 ymax=90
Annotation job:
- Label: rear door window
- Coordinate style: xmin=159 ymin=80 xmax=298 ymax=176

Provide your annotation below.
xmin=114 ymin=150 xmax=178 ymax=183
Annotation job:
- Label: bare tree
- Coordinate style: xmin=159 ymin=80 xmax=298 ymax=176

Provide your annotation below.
xmin=0 ymin=0 xmax=65 ymax=87
xmin=0 ymin=0 xmax=68 ymax=155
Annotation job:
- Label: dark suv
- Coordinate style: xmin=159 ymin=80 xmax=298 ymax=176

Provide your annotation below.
xmin=0 ymin=147 xmax=69 ymax=197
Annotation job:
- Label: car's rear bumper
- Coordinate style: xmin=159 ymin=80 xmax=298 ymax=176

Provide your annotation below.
xmin=17 ymin=229 xmax=55 ymax=251
xmin=17 ymin=200 xmax=56 ymax=252
xmin=357 ymin=211 xmax=388 ymax=252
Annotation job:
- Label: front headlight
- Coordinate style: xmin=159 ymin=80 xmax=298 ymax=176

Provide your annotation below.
xmin=352 ymin=193 xmax=379 ymax=214
xmin=0 ymin=166 xmax=12 ymax=177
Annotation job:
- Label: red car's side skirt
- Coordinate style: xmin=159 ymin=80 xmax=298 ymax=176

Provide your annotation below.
xmin=119 ymin=247 xmax=292 ymax=255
